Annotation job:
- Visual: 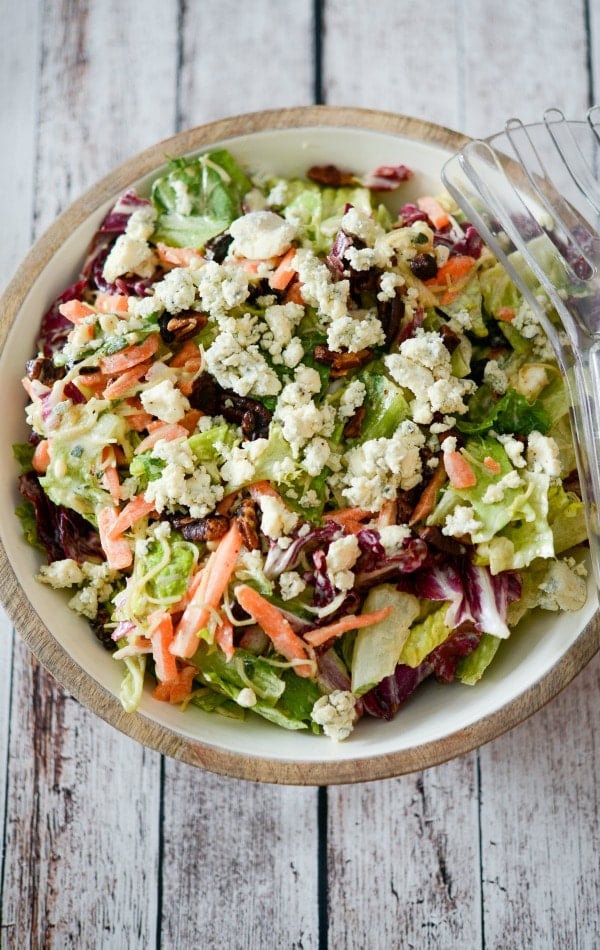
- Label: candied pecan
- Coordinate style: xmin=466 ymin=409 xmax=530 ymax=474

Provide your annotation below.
xmin=409 ymin=253 xmax=438 ymax=281
xmin=313 ymin=345 xmax=373 ymax=377
xmin=343 ymin=406 xmax=366 ymax=440
xmin=439 ymin=323 xmax=461 ymax=353
xmin=159 ymin=311 xmax=207 ymax=343
xmin=25 ymin=356 xmax=65 ymax=384
xmin=349 ymin=265 xmax=382 ymax=298
xmin=416 ymin=525 xmax=466 ymax=557
xmin=170 ymin=514 xmax=230 ymax=543
xmin=235 ymin=498 xmax=260 ymax=551
xmin=395 ymin=493 xmax=416 ymax=524
xmin=377 ymin=288 xmax=404 ymax=346
xmin=220 ymin=391 xmax=272 ymax=440
xmin=307 ymin=164 xmax=357 ymax=187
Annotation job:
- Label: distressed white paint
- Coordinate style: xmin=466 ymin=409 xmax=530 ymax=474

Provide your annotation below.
xmin=0 ymin=1 xmax=599 ymax=947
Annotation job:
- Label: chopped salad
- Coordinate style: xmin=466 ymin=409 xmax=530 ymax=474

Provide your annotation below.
xmin=15 ymin=147 xmax=589 ymax=740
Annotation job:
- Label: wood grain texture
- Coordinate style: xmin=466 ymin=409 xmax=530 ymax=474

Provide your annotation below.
xmin=177 ymin=0 xmax=315 ymax=129
xmin=160 ymin=768 xmax=319 ymax=947
xmin=460 ymin=0 xmax=591 ymax=136
xmin=321 ymin=0 xmax=463 ymax=131
xmin=479 ymin=655 xmax=600 ymax=949
xmin=327 ymin=755 xmax=483 ymax=948
xmin=1 ymin=654 xmax=160 ymax=947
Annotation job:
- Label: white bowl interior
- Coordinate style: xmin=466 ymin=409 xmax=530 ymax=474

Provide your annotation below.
xmin=1 ymin=124 xmax=597 ymax=767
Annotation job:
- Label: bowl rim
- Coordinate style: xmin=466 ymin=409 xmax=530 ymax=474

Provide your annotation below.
xmin=1 ymin=104 xmax=598 ymax=785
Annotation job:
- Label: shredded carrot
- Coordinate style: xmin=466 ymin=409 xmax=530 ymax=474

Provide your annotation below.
xmin=134 ymin=423 xmax=189 ymax=454
xmin=101 ymin=447 xmax=121 ymax=504
xmin=235 ymin=585 xmax=313 ymax=677
xmin=283 ymin=280 xmax=305 ymax=306
xmin=417 ymin=195 xmax=451 ymax=230
xmin=95 ymin=293 xmax=129 ymax=314
xmin=58 ymin=299 xmax=96 ymax=323
xmin=127 ymin=411 xmax=155 ymax=432
xmin=152 ymin=665 xmax=196 ymax=703
xmin=180 ymin=409 xmax=202 ymax=434
xmin=99 ymin=333 xmax=159 ymax=375
xmin=179 ymin=365 xmax=203 ymax=396
xmin=108 ymin=494 xmax=156 ymax=540
xmin=102 ymin=361 xmax=151 ymax=399
xmin=156 ymin=242 xmax=204 ymax=268
xmin=97 ymin=507 xmax=132 ymax=570
xmin=149 ymin=611 xmax=179 ymax=683
xmin=32 ymin=439 xmax=51 ymax=474
xmin=409 ymin=461 xmax=448 ymax=525
xmin=323 ymin=507 xmax=374 ymax=534
xmin=169 ymin=565 xmax=208 ymax=615
xmin=497 ymin=306 xmax=516 ymax=322
xmin=74 ymin=371 xmax=106 ymax=394
xmin=444 ymin=450 xmax=477 ymax=489
xmin=246 ymin=480 xmax=289 ymax=505
xmin=268 ymin=247 xmax=297 ymax=290
xmin=232 ymin=256 xmax=279 ymax=274
xmin=169 ymin=339 xmax=202 ymax=368
xmin=170 ymin=522 xmax=243 ymax=659
xmin=426 ymin=254 xmax=475 ymax=288
xmin=303 ymin=606 xmax=394 ymax=648
xmin=483 ymin=456 xmax=502 ymax=474
xmin=215 ymin=616 xmax=235 ymax=661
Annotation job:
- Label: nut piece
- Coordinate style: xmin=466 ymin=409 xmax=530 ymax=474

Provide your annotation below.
xmin=235 ymin=499 xmax=260 ymax=551
xmin=313 ymin=345 xmax=373 ymax=377
xmin=170 ymin=514 xmax=230 ymax=543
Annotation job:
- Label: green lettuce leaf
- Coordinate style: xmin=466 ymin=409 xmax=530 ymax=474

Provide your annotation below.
xmin=456 ymin=634 xmax=502 ymax=685
xmin=190 ymin=645 xmax=320 ymax=731
xmin=277 ymin=180 xmax=375 ymax=254
xmin=354 ymin=368 xmax=411 ymax=442
xmin=457 ymin=386 xmax=550 ymax=436
xmin=430 ymin=437 xmax=557 ymax=571
xmin=15 ymin=500 xmax=43 ymax=551
xmin=398 ymin=605 xmax=451 ymax=669
xmin=13 ymin=442 xmax=35 ymax=474
xmin=120 ymin=655 xmax=146 ymax=713
xmin=144 ymin=537 xmax=197 ymax=604
xmin=152 ymin=149 xmax=253 ymax=249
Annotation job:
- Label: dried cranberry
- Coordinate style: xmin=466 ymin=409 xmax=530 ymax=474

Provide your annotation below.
xmin=409 ymin=253 xmax=438 ymax=280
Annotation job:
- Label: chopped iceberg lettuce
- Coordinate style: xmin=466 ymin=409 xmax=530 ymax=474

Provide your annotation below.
xmin=398 ymin=604 xmax=451 ymax=668
xmin=40 ymin=409 xmax=130 ymax=522
xmin=456 ymin=633 xmax=502 ymax=685
xmin=275 ymin=179 xmax=377 ymax=254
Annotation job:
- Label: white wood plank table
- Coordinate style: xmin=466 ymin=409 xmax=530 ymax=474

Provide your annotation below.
xmin=0 ymin=2 xmax=598 ymax=947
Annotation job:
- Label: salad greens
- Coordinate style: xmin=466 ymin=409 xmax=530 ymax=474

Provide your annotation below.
xmin=16 ymin=146 xmax=589 ymax=741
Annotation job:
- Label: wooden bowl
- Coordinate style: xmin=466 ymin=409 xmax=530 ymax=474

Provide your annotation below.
xmin=0 ymin=106 xmax=597 ymax=784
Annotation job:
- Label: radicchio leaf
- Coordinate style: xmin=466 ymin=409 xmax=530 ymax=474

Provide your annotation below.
xmin=37 ymin=278 xmax=89 ymax=357
xmin=363 ymin=165 xmax=412 ymax=191
xmin=263 ymin=520 xmax=341 ymax=578
xmin=353 ymin=530 xmax=428 ymax=586
xmin=19 ymin=473 xmax=103 ymax=564
xmin=362 ymin=661 xmax=433 ymax=720
xmin=452 ymin=223 xmax=484 ymax=259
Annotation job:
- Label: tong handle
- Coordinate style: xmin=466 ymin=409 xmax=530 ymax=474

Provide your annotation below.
xmin=443 ymin=139 xmax=600 ymax=587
